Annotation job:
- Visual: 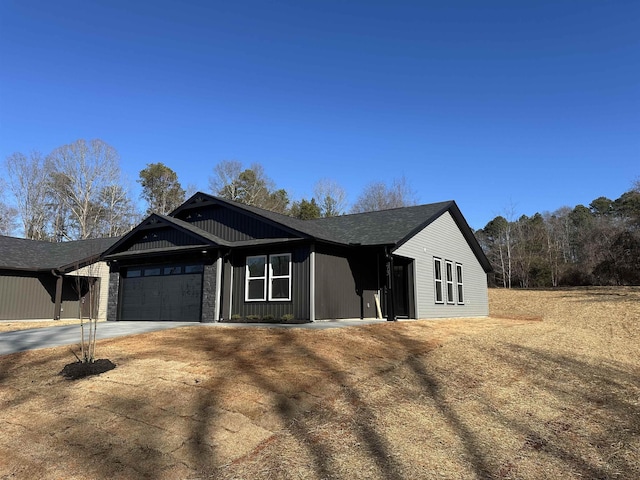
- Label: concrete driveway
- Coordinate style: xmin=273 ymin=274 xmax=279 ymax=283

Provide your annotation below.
xmin=0 ymin=319 xmax=386 ymax=356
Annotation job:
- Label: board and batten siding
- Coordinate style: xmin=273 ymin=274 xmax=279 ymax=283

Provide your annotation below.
xmin=230 ymin=245 xmax=310 ymax=321
xmin=0 ymin=271 xmax=57 ymax=320
xmin=393 ymin=211 xmax=489 ymax=318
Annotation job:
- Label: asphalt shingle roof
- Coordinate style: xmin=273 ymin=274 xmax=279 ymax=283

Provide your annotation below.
xmin=0 ymin=236 xmax=120 ymax=272
xmin=190 ymin=194 xmax=455 ymax=246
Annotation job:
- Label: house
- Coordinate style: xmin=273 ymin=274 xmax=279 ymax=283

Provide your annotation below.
xmin=0 ymin=236 xmax=118 ymax=321
xmin=102 ymin=193 xmax=491 ymax=322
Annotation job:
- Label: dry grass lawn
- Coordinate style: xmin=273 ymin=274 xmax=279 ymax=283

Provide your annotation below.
xmin=0 ymin=319 xmax=103 ymax=333
xmin=1 ymin=287 xmax=638 ymax=479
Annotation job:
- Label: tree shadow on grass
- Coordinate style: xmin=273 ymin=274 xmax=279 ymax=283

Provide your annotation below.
xmin=161 ymin=327 xmax=405 ymax=479
xmin=391 ymin=330 xmax=640 ymax=480
xmin=3 ymin=321 xmax=639 ymax=480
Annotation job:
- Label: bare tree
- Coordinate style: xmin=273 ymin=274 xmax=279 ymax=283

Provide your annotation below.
xmin=0 ymin=179 xmax=17 ymax=236
xmin=70 ymin=262 xmax=100 ymax=364
xmin=209 ymin=160 xmax=243 ymax=201
xmin=4 ymin=151 xmax=51 ymax=239
xmin=543 ymin=207 xmax=572 ymax=287
xmin=96 ymin=184 xmax=139 ymax=237
xmin=314 ymin=178 xmax=347 ymax=217
xmin=351 ymin=176 xmax=417 ymax=213
xmin=48 ymin=139 xmax=125 ymax=239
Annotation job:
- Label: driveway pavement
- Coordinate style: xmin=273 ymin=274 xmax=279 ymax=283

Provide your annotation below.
xmin=0 ymin=319 xmax=387 ymax=356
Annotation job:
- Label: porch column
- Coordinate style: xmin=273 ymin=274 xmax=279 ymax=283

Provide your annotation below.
xmin=53 ymin=272 xmax=63 ymax=320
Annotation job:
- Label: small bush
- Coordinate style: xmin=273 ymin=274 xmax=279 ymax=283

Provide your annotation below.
xmin=281 ymin=314 xmax=295 ymax=323
xmin=262 ymin=314 xmax=276 ymax=323
xmin=246 ymin=314 xmax=261 ymax=322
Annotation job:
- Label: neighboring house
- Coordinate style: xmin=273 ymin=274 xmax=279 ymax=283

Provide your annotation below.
xmin=0 ymin=236 xmax=118 ymax=321
xmin=102 ymin=193 xmax=491 ymax=322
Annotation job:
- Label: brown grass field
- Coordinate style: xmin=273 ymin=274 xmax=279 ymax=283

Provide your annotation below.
xmin=1 ymin=287 xmax=638 ymax=479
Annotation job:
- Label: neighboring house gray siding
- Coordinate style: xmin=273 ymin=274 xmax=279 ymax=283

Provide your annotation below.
xmin=394 ymin=211 xmax=489 ymax=318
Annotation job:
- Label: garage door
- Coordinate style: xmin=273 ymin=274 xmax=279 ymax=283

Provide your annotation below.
xmin=119 ymin=264 xmax=203 ymax=321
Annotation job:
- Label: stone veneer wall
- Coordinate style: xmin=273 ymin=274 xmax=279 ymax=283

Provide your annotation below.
xmin=201 ymin=262 xmax=217 ymax=323
xmin=107 ymin=271 xmax=120 ymax=321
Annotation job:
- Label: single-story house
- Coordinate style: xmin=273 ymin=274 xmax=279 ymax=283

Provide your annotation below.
xmin=0 ymin=236 xmax=118 ymax=321
xmin=102 ymin=193 xmax=491 ymax=322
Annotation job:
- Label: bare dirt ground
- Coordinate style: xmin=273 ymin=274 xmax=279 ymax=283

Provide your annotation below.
xmin=1 ymin=287 xmax=638 ymax=479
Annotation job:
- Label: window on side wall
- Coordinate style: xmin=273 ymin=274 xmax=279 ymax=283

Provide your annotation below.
xmin=434 ymin=257 xmax=444 ymax=304
xmin=445 ymin=260 xmax=455 ymax=304
xmin=269 ymin=253 xmax=292 ymax=301
xmin=456 ymin=263 xmax=464 ymax=304
xmin=246 ymin=255 xmax=267 ymax=301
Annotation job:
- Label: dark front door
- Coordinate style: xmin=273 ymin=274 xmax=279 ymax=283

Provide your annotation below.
xmin=392 ymin=263 xmax=409 ymax=318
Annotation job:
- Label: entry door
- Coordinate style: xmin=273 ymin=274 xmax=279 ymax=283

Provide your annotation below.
xmin=392 ymin=262 xmax=409 ymax=318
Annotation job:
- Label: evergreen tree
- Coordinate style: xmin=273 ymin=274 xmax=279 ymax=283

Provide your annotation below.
xmin=138 ymin=163 xmax=185 ymax=215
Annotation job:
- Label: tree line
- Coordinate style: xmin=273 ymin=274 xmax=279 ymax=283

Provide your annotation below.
xmin=3 ymin=138 xmax=637 ymax=287
xmin=0 ymin=138 xmax=417 ymax=240
xmin=475 ymin=183 xmax=640 ymax=287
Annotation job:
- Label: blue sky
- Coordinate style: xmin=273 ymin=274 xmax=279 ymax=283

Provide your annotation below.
xmin=1 ymin=0 xmax=638 ymax=230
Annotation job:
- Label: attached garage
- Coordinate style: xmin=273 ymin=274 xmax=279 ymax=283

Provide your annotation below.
xmin=118 ymin=264 xmax=204 ymax=321
xmin=102 ymin=194 xmax=491 ymax=323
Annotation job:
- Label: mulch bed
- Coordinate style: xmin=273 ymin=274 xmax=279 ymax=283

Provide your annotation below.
xmin=59 ymin=359 xmax=116 ymax=380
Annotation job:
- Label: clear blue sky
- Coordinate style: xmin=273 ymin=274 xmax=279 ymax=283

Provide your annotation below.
xmin=1 ymin=0 xmax=638 ymax=230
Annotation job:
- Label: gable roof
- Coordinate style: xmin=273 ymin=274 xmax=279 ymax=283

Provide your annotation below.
xmin=174 ymin=193 xmax=452 ymax=245
xmin=0 ymin=235 xmax=119 ymax=273
xmin=103 ymin=192 xmax=491 ymax=273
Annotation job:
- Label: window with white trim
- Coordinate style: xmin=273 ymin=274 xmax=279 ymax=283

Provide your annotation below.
xmin=456 ymin=263 xmax=464 ymax=304
xmin=245 ymin=253 xmax=292 ymax=302
xmin=269 ymin=253 xmax=292 ymax=301
xmin=434 ymin=257 xmax=444 ymax=304
xmin=445 ymin=260 xmax=455 ymax=304
xmin=245 ymin=255 xmax=267 ymax=301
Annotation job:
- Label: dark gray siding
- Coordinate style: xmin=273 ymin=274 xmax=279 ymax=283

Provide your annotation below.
xmin=315 ymin=247 xmax=380 ymax=320
xmin=0 ymin=271 xmax=55 ymax=320
xmin=124 ymin=227 xmax=202 ymax=252
xmin=230 ymin=245 xmax=310 ymax=321
xmin=176 ymin=205 xmax=296 ymax=242
xmin=0 ymin=270 xmax=87 ymax=320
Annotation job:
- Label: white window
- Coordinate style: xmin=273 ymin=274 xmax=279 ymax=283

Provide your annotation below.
xmin=245 ymin=255 xmax=267 ymax=301
xmin=246 ymin=253 xmax=292 ymax=302
xmin=269 ymin=253 xmax=292 ymax=301
xmin=445 ymin=260 xmax=455 ymax=304
xmin=434 ymin=258 xmax=444 ymax=304
xmin=456 ymin=263 xmax=464 ymax=304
